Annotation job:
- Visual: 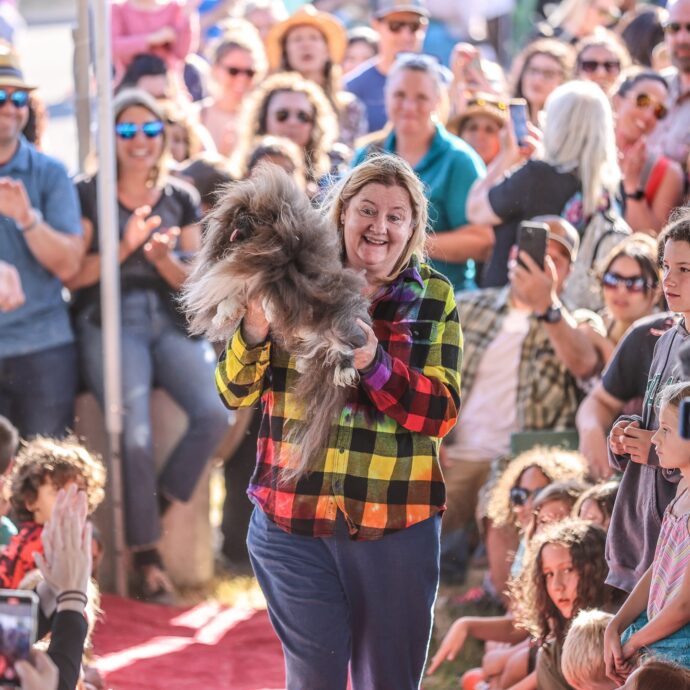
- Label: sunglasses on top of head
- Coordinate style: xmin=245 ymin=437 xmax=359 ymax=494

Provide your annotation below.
xmin=0 ymin=89 xmax=28 ymax=108
xmin=274 ymin=109 xmax=314 ymax=124
xmin=601 ymin=271 xmax=654 ymax=293
xmin=115 ymin=120 xmax=165 ymax=140
xmin=633 ymin=92 xmax=668 ymax=120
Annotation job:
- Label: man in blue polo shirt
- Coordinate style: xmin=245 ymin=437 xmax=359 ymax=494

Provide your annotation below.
xmin=0 ymin=44 xmax=83 ymax=438
xmin=344 ymin=0 xmax=429 ymax=133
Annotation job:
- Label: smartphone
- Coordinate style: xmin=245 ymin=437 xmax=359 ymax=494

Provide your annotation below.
xmin=0 ymin=590 xmax=38 ymax=686
xmin=517 ymin=221 xmax=548 ymax=270
xmin=509 ymin=99 xmax=529 ymax=147
xmin=680 ymin=398 xmax=690 ymax=439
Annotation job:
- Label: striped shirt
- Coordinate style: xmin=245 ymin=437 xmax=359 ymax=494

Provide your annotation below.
xmin=649 ymin=488 xmax=690 ymax=620
xmin=216 ymin=259 xmax=462 ymax=540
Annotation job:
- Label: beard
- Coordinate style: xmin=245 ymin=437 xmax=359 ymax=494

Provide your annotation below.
xmin=672 ymin=46 xmax=690 ymax=73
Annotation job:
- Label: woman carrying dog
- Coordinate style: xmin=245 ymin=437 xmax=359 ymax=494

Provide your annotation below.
xmin=216 ymin=155 xmax=461 ymax=690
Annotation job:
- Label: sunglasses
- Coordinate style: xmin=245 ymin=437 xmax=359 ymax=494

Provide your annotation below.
xmin=525 ymin=65 xmax=563 ymax=81
xmin=633 ymin=92 xmax=668 ymax=120
xmin=224 ymin=66 xmax=256 ymax=79
xmin=0 ymin=89 xmax=28 ymax=108
xmin=510 ymin=486 xmax=541 ymax=507
xmin=664 ymin=21 xmax=690 ymax=34
xmin=602 ymin=271 xmax=653 ymax=293
xmin=579 ymin=59 xmax=621 ymax=74
xmin=273 ymin=108 xmax=314 ymax=124
xmin=386 ymin=19 xmax=425 ymax=33
xmin=115 ymin=120 xmax=165 ymax=139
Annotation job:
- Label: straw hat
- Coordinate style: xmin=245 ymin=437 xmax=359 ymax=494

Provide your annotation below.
xmin=455 ymin=94 xmax=508 ymax=132
xmin=0 ymin=44 xmax=35 ymax=90
xmin=265 ymin=5 xmax=347 ymax=71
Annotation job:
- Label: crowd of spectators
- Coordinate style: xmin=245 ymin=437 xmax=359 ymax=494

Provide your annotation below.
xmin=2 ymin=0 xmax=690 ymax=687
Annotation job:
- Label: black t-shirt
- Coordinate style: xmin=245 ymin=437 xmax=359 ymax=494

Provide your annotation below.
xmin=602 ymin=313 xmax=677 ymax=409
xmin=483 ymin=160 xmax=580 ymax=287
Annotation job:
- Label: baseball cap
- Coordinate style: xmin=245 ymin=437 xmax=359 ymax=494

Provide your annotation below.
xmin=532 ymin=215 xmax=580 ymax=262
xmin=373 ymin=0 xmax=430 ymax=19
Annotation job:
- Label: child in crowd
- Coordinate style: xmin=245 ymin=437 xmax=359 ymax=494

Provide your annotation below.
xmin=573 ymin=480 xmax=619 ymax=531
xmin=607 ymin=211 xmax=690 ymax=595
xmin=605 ymin=380 xmax=690 ymax=681
xmin=561 ymin=609 xmax=616 ymax=690
xmin=0 ymin=415 xmax=19 ymax=547
xmin=512 ymin=519 xmax=619 ymax=690
xmin=524 ymin=480 xmax=589 ymax=545
xmin=0 ymin=436 xmax=106 ymax=589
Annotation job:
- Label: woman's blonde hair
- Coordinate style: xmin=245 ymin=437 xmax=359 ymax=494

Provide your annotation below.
xmin=323 ymin=154 xmax=428 ymax=282
xmin=487 ymin=446 xmax=588 ymax=528
xmin=541 ymin=80 xmax=620 ymax=216
xmin=232 ymin=71 xmax=338 ymax=181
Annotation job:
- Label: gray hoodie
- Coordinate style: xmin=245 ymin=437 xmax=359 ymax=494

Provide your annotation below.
xmin=606 ymin=321 xmax=686 ymax=593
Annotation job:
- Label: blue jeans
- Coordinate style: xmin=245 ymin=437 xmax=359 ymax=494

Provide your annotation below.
xmin=247 ymin=507 xmax=441 ymax=690
xmin=0 ymin=342 xmax=77 ymax=438
xmin=76 ymin=290 xmax=228 ymax=547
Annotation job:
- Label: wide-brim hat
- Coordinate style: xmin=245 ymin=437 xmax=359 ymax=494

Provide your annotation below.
xmin=455 ymin=93 xmax=509 ymax=132
xmin=265 ymin=5 xmax=347 ymax=72
xmin=0 ymin=44 xmax=36 ymax=90
xmin=373 ymin=0 xmax=430 ymax=19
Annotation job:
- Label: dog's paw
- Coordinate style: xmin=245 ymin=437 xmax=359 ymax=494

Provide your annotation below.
xmin=333 ymin=364 xmax=358 ymax=388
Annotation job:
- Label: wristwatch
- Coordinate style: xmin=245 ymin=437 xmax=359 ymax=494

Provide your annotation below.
xmin=623 ymin=188 xmax=645 ymax=201
xmin=535 ymin=304 xmax=563 ymax=324
xmin=17 ymin=208 xmax=42 ymax=233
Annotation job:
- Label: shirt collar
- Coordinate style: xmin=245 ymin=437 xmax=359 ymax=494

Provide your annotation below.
xmin=0 ymin=136 xmax=31 ymax=174
xmin=372 ymin=255 xmax=425 ymax=305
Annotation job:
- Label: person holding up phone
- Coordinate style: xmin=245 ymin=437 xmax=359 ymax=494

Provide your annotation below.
xmin=466 ymin=80 xmax=621 ymax=289
xmin=440 ymin=216 xmax=606 ymax=592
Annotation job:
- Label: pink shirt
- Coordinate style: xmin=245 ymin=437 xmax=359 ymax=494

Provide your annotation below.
xmin=648 ymin=488 xmax=690 ymax=620
xmin=111 ymin=0 xmax=198 ymax=73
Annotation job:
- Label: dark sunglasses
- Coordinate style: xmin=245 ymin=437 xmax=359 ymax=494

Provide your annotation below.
xmin=115 ymin=120 xmax=165 ymax=139
xmin=602 ymin=271 xmax=653 ymax=293
xmin=386 ymin=19 xmax=425 ymax=33
xmin=664 ymin=21 xmax=690 ymax=34
xmin=0 ymin=89 xmax=28 ymax=108
xmin=579 ymin=59 xmax=621 ymax=74
xmin=225 ymin=66 xmax=256 ymax=79
xmin=509 ymin=486 xmax=541 ymax=507
xmin=274 ymin=108 xmax=314 ymax=124
xmin=634 ymin=92 xmax=668 ymax=120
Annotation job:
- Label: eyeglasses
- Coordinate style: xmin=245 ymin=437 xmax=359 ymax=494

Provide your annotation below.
xmin=602 ymin=271 xmax=653 ymax=293
xmin=224 ymin=66 xmax=256 ymax=79
xmin=664 ymin=21 xmax=690 ymax=34
xmin=633 ymin=92 xmax=668 ymax=120
xmin=579 ymin=59 xmax=621 ymax=74
xmin=115 ymin=120 xmax=165 ymax=139
xmin=273 ymin=108 xmax=314 ymax=124
xmin=510 ymin=486 xmax=541 ymax=507
xmin=385 ymin=18 xmax=427 ymax=33
xmin=525 ymin=65 xmax=563 ymax=81
xmin=0 ymin=89 xmax=28 ymax=109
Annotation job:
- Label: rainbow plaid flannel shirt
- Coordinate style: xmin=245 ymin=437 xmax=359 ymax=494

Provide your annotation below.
xmin=216 ymin=258 xmax=462 ymax=540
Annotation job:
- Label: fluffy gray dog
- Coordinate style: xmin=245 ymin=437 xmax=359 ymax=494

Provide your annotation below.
xmin=182 ymin=165 xmax=371 ymax=479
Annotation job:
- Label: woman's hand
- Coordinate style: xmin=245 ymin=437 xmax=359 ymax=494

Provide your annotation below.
xmin=241 ymin=298 xmax=270 ymax=346
xmin=353 ymin=318 xmax=378 ymax=371
xmin=15 ymin=650 xmax=58 ymax=690
xmin=34 ymin=485 xmax=92 ymax=613
xmin=144 ymin=226 xmax=180 ymax=266
xmin=426 ymin=618 xmax=469 ymax=674
xmin=609 ymin=418 xmax=630 ymax=456
xmin=147 ymin=26 xmax=176 ymax=46
xmin=603 ymin=622 xmax=628 ymax=684
xmin=121 ymin=206 xmax=162 ymax=258
xmin=620 ymin=138 xmax=647 ymax=193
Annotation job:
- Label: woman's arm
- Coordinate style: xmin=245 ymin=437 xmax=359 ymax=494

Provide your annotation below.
xmin=356 ymin=278 xmax=461 ymax=438
xmin=145 ymin=222 xmax=200 ymax=290
xmin=425 ymin=224 xmax=494 ymax=263
xmin=466 ymin=150 xmax=514 ymax=226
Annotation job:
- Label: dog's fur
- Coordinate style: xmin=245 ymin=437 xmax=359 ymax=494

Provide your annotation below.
xmin=182 ymin=166 xmax=371 ymax=480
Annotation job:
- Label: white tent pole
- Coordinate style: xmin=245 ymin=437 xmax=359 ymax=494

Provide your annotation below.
xmin=92 ymin=0 xmax=128 ymax=598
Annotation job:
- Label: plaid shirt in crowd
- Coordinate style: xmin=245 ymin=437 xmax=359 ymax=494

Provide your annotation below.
xmin=458 ymin=286 xmax=594 ymax=432
xmin=216 ymin=258 xmax=462 ymax=540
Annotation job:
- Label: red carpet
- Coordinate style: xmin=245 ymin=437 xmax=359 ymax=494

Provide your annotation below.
xmin=91 ymin=594 xmax=286 ymax=690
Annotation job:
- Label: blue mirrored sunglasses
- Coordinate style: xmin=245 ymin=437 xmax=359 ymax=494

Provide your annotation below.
xmin=0 ymin=89 xmax=29 ymax=108
xmin=115 ymin=120 xmax=165 ymax=140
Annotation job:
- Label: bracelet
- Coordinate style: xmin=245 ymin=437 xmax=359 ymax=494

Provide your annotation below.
xmin=17 ymin=208 xmax=43 ymax=233
xmin=56 ymin=590 xmax=88 ymax=605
